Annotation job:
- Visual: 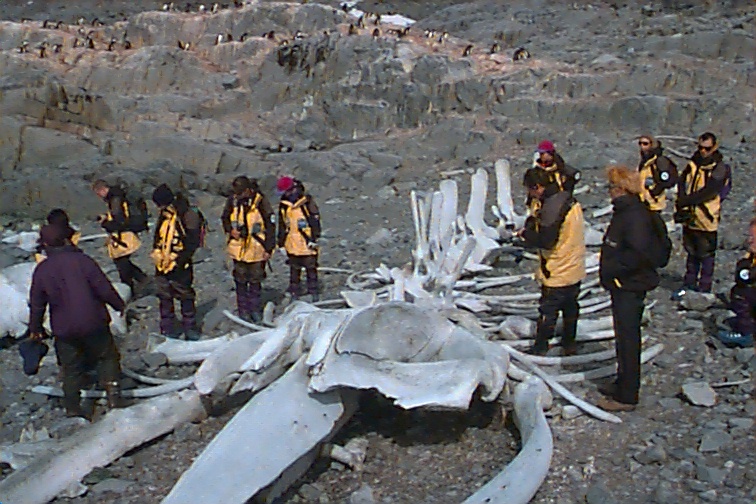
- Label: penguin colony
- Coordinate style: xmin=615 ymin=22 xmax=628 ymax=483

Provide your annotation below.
xmin=16 ymin=2 xmax=533 ymax=65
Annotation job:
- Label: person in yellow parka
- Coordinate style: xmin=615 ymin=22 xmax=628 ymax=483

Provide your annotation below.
xmin=92 ymin=180 xmax=148 ymax=293
xmin=636 ymin=134 xmax=677 ymax=213
xmin=517 ymin=167 xmax=586 ymax=356
xmin=221 ymin=176 xmax=275 ymax=323
xmin=277 ymin=176 xmax=321 ymax=302
xmin=35 ymin=209 xmax=81 ymax=263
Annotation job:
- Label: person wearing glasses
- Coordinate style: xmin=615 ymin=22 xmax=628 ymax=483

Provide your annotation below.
xmin=674 ymin=132 xmax=728 ymax=295
xmin=637 ymin=135 xmax=677 ymax=213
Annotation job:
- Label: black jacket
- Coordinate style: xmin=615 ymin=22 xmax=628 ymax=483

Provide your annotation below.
xmin=600 ymin=194 xmax=660 ymax=292
xmin=521 ymin=189 xmax=573 ymax=250
xmin=101 ymin=187 xmax=129 ymax=234
xmin=639 ymin=146 xmax=677 ymax=197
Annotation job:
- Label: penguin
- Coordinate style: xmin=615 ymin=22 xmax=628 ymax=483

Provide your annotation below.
xmin=234 ymin=0 xmax=244 ymax=7
xmin=348 ymin=24 xmax=358 ymax=36
xmin=18 ymin=40 xmax=29 ymax=54
xmin=77 ymin=27 xmax=87 ymax=37
xmin=73 ymin=38 xmax=82 ymax=48
xmin=437 ymin=31 xmax=448 ymax=44
xmin=372 ymin=28 xmax=380 ymax=38
xmin=424 ymin=29 xmax=436 ymax=39
xmin=42 ymin=20 xmax=51 ymax=29
xmin=52 ymin=43 xmax=63 ymax=53
xmin=184 ymin=3 xmax=192 ymax=13
xmin=398 ymin=27 xmax=410 ymax=38
xmin=37 ymin=42 xmax=47 ymax=59
xmin=226 ymin=33 xmax=234 ymax=42
xmin=198 ymin=4 xmax=207 ymax=14
xmin=162 ymin=2 xmax=173 ymax=11
xmin=86 ymin=37 xmax=95 ymax=49
xmin=123 ymin=39 xmax=132 ymax=50
xmin=513 ymin=47 xmax=530 ymax=61
xmin=240 ymin=32 xmax=250 ymax=42
xmin=340 ymin=2 xmax=350 ymax=12
xmin=91 ymin=18 xmax=104 ymax=27
xmin=107 ymin=37 xmax=117 ymax=51
xmin=55 ymin=21 xmax=65 ymax=29
xmin=211 ymin=2 xmax=220 ymax=13
xmin=264 ymin=30 xmax=276 ymax=40
xmin=490 ymin=42 xmax=501 ymax=54
xmin=76 ymin=17 xmax=86 ymax=26
xmin=294 ymin=30 xmax=305 ymax=40
xmin=278 ymin=39 xmax=289 ymax=47
xmin=20 ymin=18 xmax=31 ymax=23
xmin=462 ymin=44 xmax=473 ymax=57
xmin=357 ymin=15 xmax=365 ymax=29
xmin=177 ymin=40 xmax=191 ymax=50
xmin=374 ymin=13 xmax=381 ymax=25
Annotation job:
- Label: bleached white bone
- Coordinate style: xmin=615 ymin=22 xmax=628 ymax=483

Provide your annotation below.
xmin=0 ymin=390 xmax=205 ymax=504
xmin=463 ymin=376 xmax=552 ymax=504
xmin=465 ymin=168 xmax=499 ymax=242
xmin=146 ymin=332 xmax=239 ymax=364
xmin=493 ymin=158 xmax=525 ymax=229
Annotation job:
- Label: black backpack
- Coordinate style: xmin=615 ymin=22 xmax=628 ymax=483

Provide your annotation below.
xmin=647 ymin=209 xmax=672 ymax=269
xmin=124 ymin=190 xmax=149 ymax=233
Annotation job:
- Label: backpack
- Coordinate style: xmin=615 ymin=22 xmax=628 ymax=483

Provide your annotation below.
xmin=124 ymin=190 xmax=149 ymax=233
xmin=647 ymin=209 xmax=672 ymax=269
xmin=719 ymin=163 xmax=732 ymax=202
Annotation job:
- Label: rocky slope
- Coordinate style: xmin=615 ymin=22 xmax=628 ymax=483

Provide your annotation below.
xmin=0 ymin=1 xmax=754 ymax=503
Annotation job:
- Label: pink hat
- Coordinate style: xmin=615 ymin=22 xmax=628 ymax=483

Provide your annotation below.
xmin=276 ymin=176 xmax=295 ymax=193
xmin=537 ymin=140 xmax=555 ymax=153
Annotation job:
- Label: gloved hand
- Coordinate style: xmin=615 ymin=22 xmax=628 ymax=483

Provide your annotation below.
xmin=644 ymin=177 xmax=654 ymax=189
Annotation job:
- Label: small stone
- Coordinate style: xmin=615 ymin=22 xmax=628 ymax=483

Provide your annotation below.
xmin=142 ymin=352 xmax=167 ymax=369
xmin=83 ymin=467 xmax=113 ymax=484
xmin=680 ymin=291 xmax=716 ymax=311
xmin=695 ymin=464 xmax=726 ymax=485
xmin=699 ymin=490 xmax=718 ymax=502
xmin=699 ymin=430 xmax=732 ymax=453
xmin=657 ymin=397 xmax=682 ymax=410
xmin=652 ymin=481 xmax=679 ymax=504
xmin=735 ymin=348 xmax=754 ymax=363
xmin=173 ymin=423 xmax=202 ymax=442
xmin=728 ymin=417 xmax=754 ymax=432
xmin=681 ymin=382 xmax=717 ymax=407
xmin=688 ymin=480 xmax=708 ymax=492
xmin=348 ymin=484 xmax=376 ymax=504
xmin=298 ymin=483 xmax=323 ymax=501
xmin=365 ymin=228 xmax=393 ymax=247
xmin=221 ymin=74 xmax=240 ymax=90
xmin=585 ymin=482 xmax=617 ymax=504
xmin=376 ymin=186 xmax=397 ymax=199
xmin=634 ymin=445 xmax=667 ymax=465
xmin=90 ymin=478 xmax=135 ymax=495
xmin=561 ymin=405 xmax=582 ymax=420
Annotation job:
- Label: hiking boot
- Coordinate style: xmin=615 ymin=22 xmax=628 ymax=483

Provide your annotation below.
xmin=715 ymin=330 xmax=754 ymax=348
xmin=184 ymin=329 xmax=202 ymax=341
xmin=598 ymin=382 xmax=618 ymax=398
xmin=596 ymin=396 xmax=636 ymax=412
xmin=527 ymin=344 xmax=549 ymax=356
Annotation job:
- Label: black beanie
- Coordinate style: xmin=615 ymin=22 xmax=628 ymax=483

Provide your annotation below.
xmin=152 ymin=184 xmax=175 ymax=206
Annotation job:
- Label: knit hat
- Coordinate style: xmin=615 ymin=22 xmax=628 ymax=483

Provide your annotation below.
xmin=19 ymin=337 xmax=49 ymax=376
xmin=152 ymin=183 xmax=175 ymax=206
xmin=39 ymin=224 xmax=67 ymax=247
xmin=537 ymin=140 xmax=555 ymax=154
xmin=276 ymin=176 xmax=295 ymax=194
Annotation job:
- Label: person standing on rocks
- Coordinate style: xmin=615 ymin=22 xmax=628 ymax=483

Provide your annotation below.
xmin=598 ymin=166 xmax=661 ymax=412
xmin=717 ymin=217 xmax=756 ymax=348
xmin=517 ymin=167 xmax=586 ymax=356
xmin=637 ymin=135 xmax=677 ymax=213
xmin=150 ymin=184 xmax=202 ymax=340
xmin=673 ymin=132 xmax=729 ymax=295
xmin=28 ymin=224 xmax=127 ymax=418
xmin=92 ymin=180 xmax=149 ymax=294
xmin=528 ymin=140 xmax=581 ymax=214
xmin=34 ymin=208 xmax=81 ymax=263
xmin=221 ymin=176 xmax=275 ymax=323
xmin=277 ymin=176 xmax=322 ymax=302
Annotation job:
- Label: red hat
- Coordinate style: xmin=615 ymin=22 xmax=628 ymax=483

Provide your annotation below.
xmin=276 ymin=176 xmax=295 ymax=193
xmin=537 ymin=140 xmax=555 ymax=153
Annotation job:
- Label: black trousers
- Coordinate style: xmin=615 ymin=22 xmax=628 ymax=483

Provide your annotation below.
xmin=55 ymin=328 xmax=121 ymax=410
xmin=534 ymin=282 xmax=581 ymax=352
xmin=609 ymin=288 xmax=646 ymax=405
xmin=156 ymin=265 xmax=197 ymax=334
xmin=113 ymin=255 xmax=147 ymax=288
xmin=287 ymin=254 xmax=318 ymax=296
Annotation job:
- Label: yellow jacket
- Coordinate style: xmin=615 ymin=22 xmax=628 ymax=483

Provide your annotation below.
xmin=279 ymin=197 xmax=318 ymax=257
xmin=679 ymin=157 xmax=725 ymax=232
xmin=225 ymin=194 xmax=270 ymax=263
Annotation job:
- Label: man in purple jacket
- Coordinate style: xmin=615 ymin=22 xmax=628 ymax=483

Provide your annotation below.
xmin=29 ymin=225 xmax=127 ymax=418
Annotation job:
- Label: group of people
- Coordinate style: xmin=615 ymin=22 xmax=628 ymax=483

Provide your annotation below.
xmin=517 ymin=132 xmax=752 ymax=412
xmin=25 ymin=175 xmax=320 ymax=418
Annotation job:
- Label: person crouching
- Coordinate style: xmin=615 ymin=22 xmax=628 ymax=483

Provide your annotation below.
xmin=517 ymin=168 xmax=586 ymax=356
xmin=717 ymin=218 xmax=756 ymax=348
xmin=221 ymin=176 xmax=275 ymax=323
xmin=277 ymin=176 xmax=322 ymax=302
xmin=150 ymin=184 xmax=202 ymax=340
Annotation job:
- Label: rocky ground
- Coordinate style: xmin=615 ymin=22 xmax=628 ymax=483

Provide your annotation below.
xmin=0 ymin=0 xmax=754 ymax=503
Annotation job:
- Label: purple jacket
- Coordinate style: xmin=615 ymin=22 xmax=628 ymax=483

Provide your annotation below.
xmin=29 ymin=246 xmax=125 ymax=339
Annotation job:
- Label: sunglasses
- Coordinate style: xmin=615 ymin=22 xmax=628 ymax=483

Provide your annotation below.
xmin=698 ymin=145 xmax=714 ymax=152
xmin=638 ymin=140 xmax=651 ymax=146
